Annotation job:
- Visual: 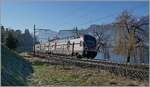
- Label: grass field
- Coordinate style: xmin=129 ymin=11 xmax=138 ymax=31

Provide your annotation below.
xmin=27 ymin=59 xmax=148 ymax=86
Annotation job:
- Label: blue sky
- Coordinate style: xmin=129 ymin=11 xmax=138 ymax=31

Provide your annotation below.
xmin=1 ymin=1 xmax=149 ymax=33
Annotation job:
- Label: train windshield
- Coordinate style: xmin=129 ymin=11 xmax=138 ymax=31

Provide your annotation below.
xmin=84 ymin=35 xmax=96 ymax=47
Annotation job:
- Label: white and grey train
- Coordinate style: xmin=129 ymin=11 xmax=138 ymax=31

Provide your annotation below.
xmin=35 ymin=34 xmax=97 ymax=59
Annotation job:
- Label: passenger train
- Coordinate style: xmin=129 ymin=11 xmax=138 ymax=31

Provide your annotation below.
xmin=35 ymin=34 xmax=97 ymax=59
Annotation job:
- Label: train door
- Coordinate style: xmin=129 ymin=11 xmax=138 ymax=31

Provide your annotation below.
xmin=48 ymin=42 xmax=50 ymax=54
xmin=40 ymin=43 xmax=41 ymax=51
xmin=54 ymin=42 xmax=57 ymax=54
xmin=67 ymin=41 xmax=71 ymax=55
xmin=72 ymin=42 xmax=75 ymax=56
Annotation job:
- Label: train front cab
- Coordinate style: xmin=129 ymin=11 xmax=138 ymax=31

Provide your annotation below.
xmin=82 ymin=35 xmax=97 ymax=59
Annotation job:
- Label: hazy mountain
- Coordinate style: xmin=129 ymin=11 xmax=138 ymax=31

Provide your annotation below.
xmin=58 ymin=30 xmax=75 ymax=38
xmin=56 ymin=24 xmax=117 ymax=46
xmin=37 ymin=16 xmax=148 ymax=47
xmin=37 ymin=29 xmax=58 ymax=42
xmin=86 ymin=24 xmax=117 ymax=46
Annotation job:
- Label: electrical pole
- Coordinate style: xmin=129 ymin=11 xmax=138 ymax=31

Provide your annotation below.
xmin=32 ymin=26 xmax=54 ymax=56
xmin=77 ymin=27 xmax=79 ymax=37
xmin=33 ymin=24 xmax=35 ymax=56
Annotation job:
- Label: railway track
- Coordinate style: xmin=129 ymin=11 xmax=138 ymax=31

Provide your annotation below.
xmin=29 ymin=53 xmax=149 ymax=80
xmin=34 ymin=53 xmax=149 ymax=71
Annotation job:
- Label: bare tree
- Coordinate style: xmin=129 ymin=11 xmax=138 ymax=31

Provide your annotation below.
xmin=114 ymin=10 xmax=149 ymax=63
xmin=93 ymin=25 xmax=111 ymax=60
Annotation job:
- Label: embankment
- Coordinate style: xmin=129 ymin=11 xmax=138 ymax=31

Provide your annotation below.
xmin=1 ymin=45 xmax=33 ymax=86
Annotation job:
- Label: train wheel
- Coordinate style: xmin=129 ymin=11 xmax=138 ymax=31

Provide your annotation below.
xmin=77 ymin=54 xmax=82 ymax=59
xmin=90 ymin=52 xmax=97 ymax=59
xmin=75 ymin=53 xmax=81 ymax=59
xmin=71 ymin=53 xmax=74 ymax=56
xmin=83 ymin=50 xmax=88 ymax=57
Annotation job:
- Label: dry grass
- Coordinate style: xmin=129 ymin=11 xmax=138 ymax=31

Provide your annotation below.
xmin=20 ymin=52 xmax=33 ymax=58
xmin=27 ymin=62 xmax=149 ymax=86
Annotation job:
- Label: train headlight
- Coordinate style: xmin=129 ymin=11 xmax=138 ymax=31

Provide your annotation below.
xmin=80 ymin=36 xmax=84 ymax=41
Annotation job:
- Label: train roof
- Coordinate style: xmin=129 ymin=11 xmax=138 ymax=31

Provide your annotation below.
xmin=35 ymin=34 xmax=95 ymax=45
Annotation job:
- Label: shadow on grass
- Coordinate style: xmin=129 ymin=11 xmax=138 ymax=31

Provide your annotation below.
xmin=1 ymin=45 xmax=33 ymax=86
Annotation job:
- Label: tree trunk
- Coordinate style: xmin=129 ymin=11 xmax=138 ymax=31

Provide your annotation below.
xmin=140 ymin=47 xmax=144 ymax=63
xmin=127 ymin=51 xmax=130 ymax=63
xmin=127 ymin=55 xmax=130 ymax=63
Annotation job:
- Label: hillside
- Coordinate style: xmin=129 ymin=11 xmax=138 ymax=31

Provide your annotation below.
xmin=1 ymin=45 xmax=33 ymax=86
xmin=37 ymin=29 xmax=58 ymax=42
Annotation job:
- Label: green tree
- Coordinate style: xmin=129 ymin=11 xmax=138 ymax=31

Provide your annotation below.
xmin=1 ymin=25 xmax=5 ymax=43
xmin=22 ymin=29 xmax=33 ymax=52
xmin=6 ymin=32 xmax=18 ymax=50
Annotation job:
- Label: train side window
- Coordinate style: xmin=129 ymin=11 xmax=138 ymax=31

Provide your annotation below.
xmin=67 ymin=41 xmax=70 ymax=45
